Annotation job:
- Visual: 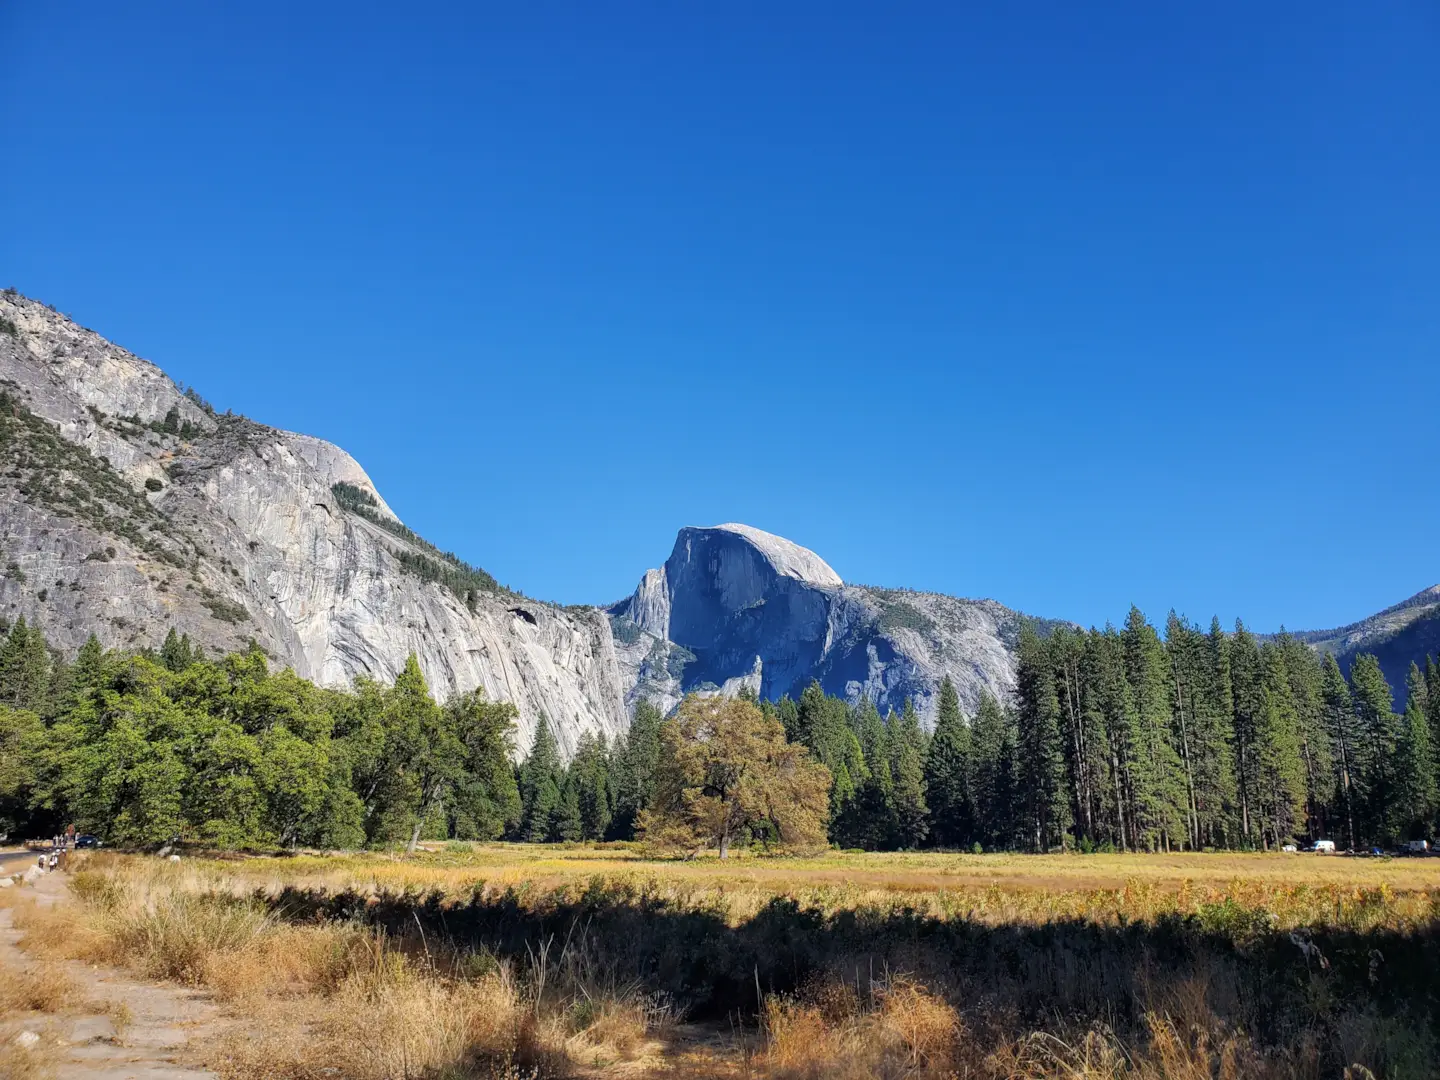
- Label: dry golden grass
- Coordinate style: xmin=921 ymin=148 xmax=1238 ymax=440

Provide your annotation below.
xmin=10 ymin=849 xmax=1435 ymax=1079
xmin=202 ymin=841 xmax=1440 ymax=893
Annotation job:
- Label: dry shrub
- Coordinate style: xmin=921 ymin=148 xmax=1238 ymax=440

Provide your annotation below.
xmin=217 ymin=962 xmax=525 ymax=1080
xmin=0 ymin=1042 xmax=50 ymax=1080
xmin=876 ymin=976 xmax=962 ymax=1069
xmin=0 ymin=959 xmax=76 ymax=1015
xmin=762 ymin=974 xmax=961 ymax=1079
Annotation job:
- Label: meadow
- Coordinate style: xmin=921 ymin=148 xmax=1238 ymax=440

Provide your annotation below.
xmin=4 ymin=845 xmax=1440 ymax=1079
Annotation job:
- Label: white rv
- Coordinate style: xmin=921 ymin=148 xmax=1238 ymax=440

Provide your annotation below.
xmin=1310 ymin=840 xmax=1336 ymax=853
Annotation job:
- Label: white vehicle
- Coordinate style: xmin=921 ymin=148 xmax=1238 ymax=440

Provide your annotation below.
xmin=1404 ymin=839 xmax=1430 ymax=854
xmin=1311 ymin=840 xmax=1336 ymax=853
xmin=1281 ymin=843 xmax=1298 ymax=853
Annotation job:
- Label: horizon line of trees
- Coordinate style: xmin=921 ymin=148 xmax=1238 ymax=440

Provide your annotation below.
xmin=2 ymin=609 xmax=1437 ymax=853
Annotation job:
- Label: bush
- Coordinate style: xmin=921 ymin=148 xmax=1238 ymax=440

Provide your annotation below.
xmin=145 ymin=477 xmax=164 ymax=492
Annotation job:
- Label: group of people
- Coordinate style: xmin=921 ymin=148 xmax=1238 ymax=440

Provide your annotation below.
xmin=35 ymin=824 xmax=77 ymax=873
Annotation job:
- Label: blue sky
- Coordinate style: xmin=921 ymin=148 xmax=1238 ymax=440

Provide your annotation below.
xmin=3 ymin=3 xmax=1436 ymax=632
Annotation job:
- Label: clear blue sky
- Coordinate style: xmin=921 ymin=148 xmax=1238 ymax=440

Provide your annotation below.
xmin=3 ymin=3 xmax=1436 ymax=632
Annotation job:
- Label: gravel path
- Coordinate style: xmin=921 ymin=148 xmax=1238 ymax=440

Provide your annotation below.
xmin=0 ymin=869 xmax=236 ymax=1079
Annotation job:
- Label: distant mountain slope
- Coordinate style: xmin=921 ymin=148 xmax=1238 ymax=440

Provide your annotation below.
xmin=0 ymin=291 xmax=629 ymax=757
xmin=1293 ymin=586 xmax=1440 ymax=703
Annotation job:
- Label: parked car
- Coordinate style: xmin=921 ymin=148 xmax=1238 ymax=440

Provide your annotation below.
xmin=75 ymin=835 xmax=102 ymax=849
xmin=1281 ymin=843 xmax=1298 ymax=852
xmin=1403 ymin=839 xmax=1430 ymax=855
xmin=1310 ymin=840 xmax=1336 ymax=853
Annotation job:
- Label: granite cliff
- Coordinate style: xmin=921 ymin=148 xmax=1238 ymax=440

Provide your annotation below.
xmin=608 ymin=523 xmax=1033 ymax=722
xmin=0 ymin=292 xmax=628 ymax=757
xmin=20 ymin=291 xmax=1428 ymax=755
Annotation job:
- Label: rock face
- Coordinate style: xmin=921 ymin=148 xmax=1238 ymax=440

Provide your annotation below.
xmin=0 ymin=291 xmax=1051 ymax=751
xmin=1293 ymin=586 xmax=1440 ymax=706
xmin=608 ymin=523 xmax=1034 ymax=722
xmin=0 ymin=293 xmax=627 ymax=758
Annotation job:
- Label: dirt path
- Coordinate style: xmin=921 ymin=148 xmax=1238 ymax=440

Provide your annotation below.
xmin=1 ymin=870 xmax=236 ymax=1079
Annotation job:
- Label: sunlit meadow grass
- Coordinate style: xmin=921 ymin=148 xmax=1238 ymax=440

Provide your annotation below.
xmin=10 ymin=846 xmax=1439 ymax=1078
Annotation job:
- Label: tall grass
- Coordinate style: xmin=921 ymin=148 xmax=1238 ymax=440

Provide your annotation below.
xmin=13 ymin=852 xmax=1439 ymax=1078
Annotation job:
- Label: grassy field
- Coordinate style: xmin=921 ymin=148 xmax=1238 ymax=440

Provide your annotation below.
xmin=4 ymin=845 xmax=1439 ymax=1078
xmin=217 ymin=840 xmax=1440 ymax=894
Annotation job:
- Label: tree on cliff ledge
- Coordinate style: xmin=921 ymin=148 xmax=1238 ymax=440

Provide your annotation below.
xmin=638 ymin=694 xmax=830 ymax=858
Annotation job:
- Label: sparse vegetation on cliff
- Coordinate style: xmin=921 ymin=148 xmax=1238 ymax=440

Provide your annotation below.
xmin=330 ymin=480 xmax=504 ymax=607
xmin=0 ymin=390 xmax=191 ymax=569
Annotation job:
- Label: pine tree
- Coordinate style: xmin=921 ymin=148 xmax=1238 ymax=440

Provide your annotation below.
xmin=1350 ymin=653 xmax=1399 ymax=843
xmin=970 ymin=692 xmax=1017 ymax=850
xmin=1121 ymin=608 xmax=1187 ymax=851
xmin=518 ymin=717 xmax=562 ymax=842
xmin=835 ymin=699 xmax=894 ymax=849
xmin=1394 ymin=663 xmax=1437 ymax=840
xmin=550 ymin=772 xmax=584 ymax=842
xmin=1229 ymin=621 xmax=1264 ymax=846
xmin=0 ymin=617 xmax=52 ymax=714
xmin=1088 ymin=627 xmax=1141 ymax=851
xmin=1170 ymin=616 xmax=1237 ymax=849
xmin=1051 ymin=625 xmax=1101 ymax=846
xmin=160 ymin=628 xmax=195 ymax=673
xmin=1254 ymin=644 xmax=1308 ymax=847
xmin=1320 ymin=653 xmax=1360 ymax=850
xmin=1015 ymin=624 xmax=1069 ymax=850
xmin=924 ymin=677 xmax=973 ymax=847
xmin=1428 ymin=657 xmax=1440 ymax=823
xmin=796 ymin=682 xmax=865 ymax=818
xmin=1276 ymin=633 xmax=1333 ymax=841
xmin=570 ymin=731 xmax=613 ymax=840
xmin=609 ymin=698 xmax=663 ymax=839
xmin=887 ymin=700 xmax=929 ymax=849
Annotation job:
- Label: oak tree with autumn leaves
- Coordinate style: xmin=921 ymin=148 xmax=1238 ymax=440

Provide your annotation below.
xmin=638 ymin=693 xmax=831 ymax=858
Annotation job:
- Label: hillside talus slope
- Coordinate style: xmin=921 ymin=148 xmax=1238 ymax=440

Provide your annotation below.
xmin=0 ymin=292 xmax=627 ymax=756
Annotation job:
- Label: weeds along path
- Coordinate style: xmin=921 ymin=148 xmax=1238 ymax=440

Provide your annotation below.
xmin=0 ymin=870 xmax=235 ymax=1079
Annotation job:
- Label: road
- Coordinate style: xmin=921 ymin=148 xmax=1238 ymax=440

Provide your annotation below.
xmin=0 ymin=847 xmax=45 ymax=873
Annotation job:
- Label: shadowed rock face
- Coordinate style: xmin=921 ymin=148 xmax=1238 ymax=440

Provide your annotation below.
xmin=1292 ymin=586 xmax=1440 ymax=707
xmin=610 ymin=524 xmax=1030 ymax=723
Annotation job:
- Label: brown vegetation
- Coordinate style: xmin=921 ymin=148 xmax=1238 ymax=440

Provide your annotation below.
xmin=4 ymin=848 xmax=1437 ymax=1078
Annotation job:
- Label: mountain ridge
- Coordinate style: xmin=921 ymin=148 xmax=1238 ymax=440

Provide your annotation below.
xmin=2 ymin=290 xmax=1435 ymax=749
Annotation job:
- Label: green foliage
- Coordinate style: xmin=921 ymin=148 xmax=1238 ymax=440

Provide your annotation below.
xmin=0 ymin=623 xmax=519 ymax=851
xmin=875 ymin=599 xmax=936 ymax=635
xmin=200 ymin=590 xmax=250 ymax=624
xmin=608 ymin=698 xmax=662 ymax=840
xmin=517 ymin=717 xmax=561 ymax=842
xmin=924 ymin=676 xmax=972 ymax=847
xmin=0 ymin=315 xmax=17 ymax=337
xmin=1016 ymin=623 xmax=1069 ymax=850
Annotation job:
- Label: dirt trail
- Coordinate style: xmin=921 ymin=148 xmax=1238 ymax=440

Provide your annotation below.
xmin=1 ymin=870 xmax=236 ymax=1079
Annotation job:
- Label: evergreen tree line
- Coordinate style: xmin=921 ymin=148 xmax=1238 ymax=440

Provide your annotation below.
xmin=4 ymin=608 xmax=1438 ymax=853
xmin=513 ymin=612 xmax=1440 ymax=854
